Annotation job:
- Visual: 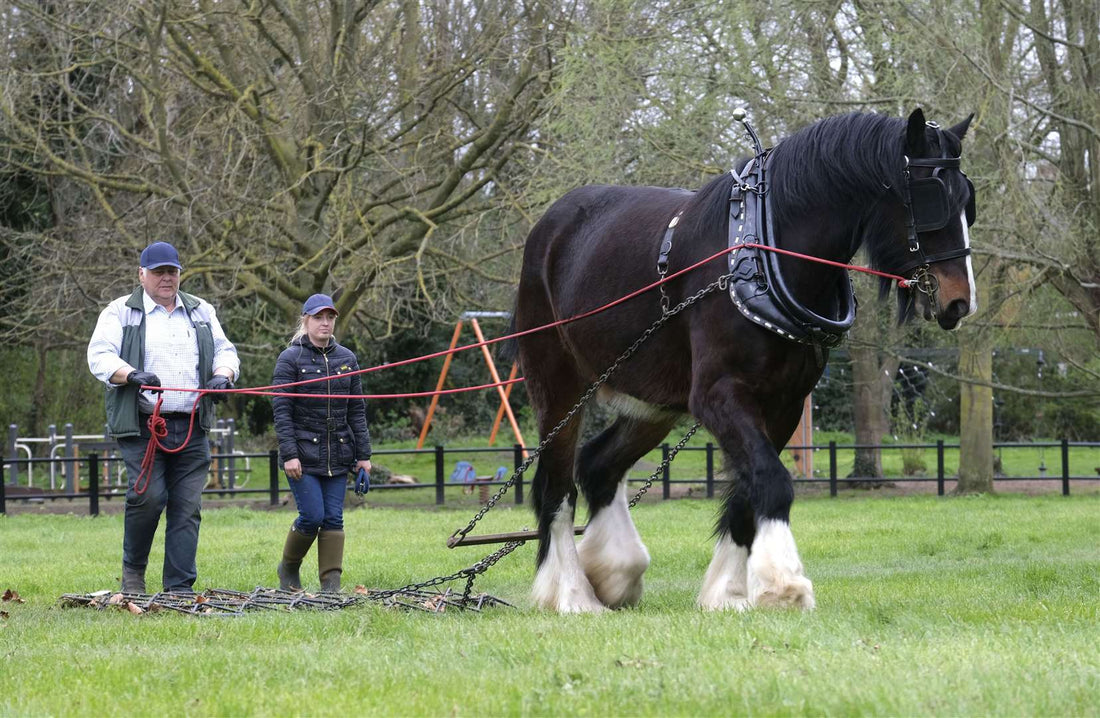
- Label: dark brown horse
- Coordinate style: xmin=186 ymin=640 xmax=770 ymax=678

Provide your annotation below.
xmin=513 ymin=108 xmax=976 ymax=612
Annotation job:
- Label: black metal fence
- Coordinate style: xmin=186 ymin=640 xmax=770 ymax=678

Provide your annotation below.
xmin=2 ymin=440 xmax=1097 ymax=516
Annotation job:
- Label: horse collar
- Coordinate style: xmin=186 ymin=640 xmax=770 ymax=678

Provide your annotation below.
xmin=726 ymin=154 xmax=855 ymax=350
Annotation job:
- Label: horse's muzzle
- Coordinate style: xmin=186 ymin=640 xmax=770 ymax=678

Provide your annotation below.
xmin=936 ymin=298 xmax=970 ymax=330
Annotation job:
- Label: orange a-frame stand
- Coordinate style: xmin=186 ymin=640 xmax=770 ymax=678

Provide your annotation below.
xmin=415 ymin=312 xmax=527 ymax=456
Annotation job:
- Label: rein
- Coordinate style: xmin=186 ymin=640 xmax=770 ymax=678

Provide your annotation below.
xmin=133 ymin=395 xmax=203 ymax=495
xmin=129 ymin=239 xmax=915 ymax=494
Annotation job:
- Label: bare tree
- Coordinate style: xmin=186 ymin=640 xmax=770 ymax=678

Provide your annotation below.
xmin=0 ymin=0 xmax=566 ymax=347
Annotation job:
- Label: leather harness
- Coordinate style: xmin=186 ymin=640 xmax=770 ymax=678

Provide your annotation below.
xmin=654 ymin=121 xmax=974 ymax=352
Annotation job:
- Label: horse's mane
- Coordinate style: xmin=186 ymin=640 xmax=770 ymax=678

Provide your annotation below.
xmin=768 ymin=112 xmax=906 ymax=222
xmin=678 ymin=113 xmax=926 ymax=281
xmin=770 ymin=113 xmax=916 ymax=277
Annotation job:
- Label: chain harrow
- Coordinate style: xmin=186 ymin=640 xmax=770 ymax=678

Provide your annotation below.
xmin=59 ymin=585 xmax=513 ymax=615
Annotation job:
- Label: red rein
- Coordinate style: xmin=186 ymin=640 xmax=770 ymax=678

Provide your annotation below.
xmin=132 ymin=244 xmax=909 ymax=492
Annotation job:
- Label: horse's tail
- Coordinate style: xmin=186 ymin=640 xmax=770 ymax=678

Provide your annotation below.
xmin=498 ymin=308 xmax=519 ymax=366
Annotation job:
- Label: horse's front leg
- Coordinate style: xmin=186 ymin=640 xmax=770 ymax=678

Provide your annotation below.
xmin=697 ymin=475 xmax=754 ymax=611
xmin=692 ymin=382 xmax=815 ymax=611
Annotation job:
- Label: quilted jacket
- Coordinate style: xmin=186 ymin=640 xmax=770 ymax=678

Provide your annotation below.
xmin=272 ymin=338 xmax=371 ymax=477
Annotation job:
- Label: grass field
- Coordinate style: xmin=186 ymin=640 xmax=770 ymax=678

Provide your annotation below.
xmin=1 ymin=494 xmax=1098 ymax=716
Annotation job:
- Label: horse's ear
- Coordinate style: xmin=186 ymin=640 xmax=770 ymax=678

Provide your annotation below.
xmin=905 ymin=108 xmax=927 ymax=156
xmin=947 ymin=113 xmax=975 ymax=141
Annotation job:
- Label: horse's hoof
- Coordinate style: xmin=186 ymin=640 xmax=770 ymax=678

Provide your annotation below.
xmin=578 ymin=543 xmax=649 ymax=609
xmin=698 ymin=536 xmax=750 ymax=612
xmin=577 ymin=484 xmax=650 ymax=609
xmin=532 ymin=586 xmax=608 ymax=613
xmin=532 ymin=566 xmax=607 ymax=613
xmin=588 ymin=573 xmax=645 ymax=609
xmin=751 ymin=574 xmax=816 ymax=610
xmin=697 ymin=594 xmax=752 ymax=612
xmin=556 ymin=599 xmax=609 ymax=614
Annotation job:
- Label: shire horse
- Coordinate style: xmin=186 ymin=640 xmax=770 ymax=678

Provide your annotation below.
xmin=513 ymin=108 xmax=977 ymax=612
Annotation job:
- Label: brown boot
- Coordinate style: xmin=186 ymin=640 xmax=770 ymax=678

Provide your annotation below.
xmin=277 ymin=527 xmax=316 ymax=591
xmin=317 ymin=529 xmax=345 ymax=593
xmin=121 ymin=565 xmax=146 ymax=594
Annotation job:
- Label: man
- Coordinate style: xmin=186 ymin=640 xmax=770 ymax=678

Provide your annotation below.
xmin=87 ymin=241 xmax=240 ymax=594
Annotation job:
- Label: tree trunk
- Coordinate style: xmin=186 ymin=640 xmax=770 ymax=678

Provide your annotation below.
xmin=848 ymin=343 xmax=897 ymax=484
xmin=957 ymin=341 xmax=994 ymax=493
xmin=29 ymin=342 xmax=48 ymax=436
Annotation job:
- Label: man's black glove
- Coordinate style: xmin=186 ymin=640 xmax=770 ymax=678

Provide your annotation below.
xmin=354 ymin=467 xmax=370 ymax=496
xmin=205 ymin=375 xmax=234 ymax=403
xmin=126 ymin=370 xmax=162 ymax=393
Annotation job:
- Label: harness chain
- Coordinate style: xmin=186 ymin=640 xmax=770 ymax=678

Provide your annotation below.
xmin=628 ymin=420 xmax=701 ymax=508
xmin=385 ymin=272 xmax=735 ymax=604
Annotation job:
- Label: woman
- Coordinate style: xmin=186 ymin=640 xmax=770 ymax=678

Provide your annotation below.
xmin=272 ymin=293 xmax=372 ymax=592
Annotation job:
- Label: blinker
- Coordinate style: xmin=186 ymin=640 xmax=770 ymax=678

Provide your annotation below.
xmin=908 ymin=162 xmax=976 ymax=233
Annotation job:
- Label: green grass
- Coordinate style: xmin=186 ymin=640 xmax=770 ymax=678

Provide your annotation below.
xmin=1 ymin=494 xmax=1098 ymax=715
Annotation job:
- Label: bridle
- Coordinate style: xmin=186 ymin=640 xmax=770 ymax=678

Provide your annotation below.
xmin=897 ymin=122 xmax=976 ymax=311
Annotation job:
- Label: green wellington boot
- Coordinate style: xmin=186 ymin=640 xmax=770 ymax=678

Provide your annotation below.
xmin=276 ymin=527 xmax=317 ymax=591
xmin=317 ymin=529 xmax=345 ymax=593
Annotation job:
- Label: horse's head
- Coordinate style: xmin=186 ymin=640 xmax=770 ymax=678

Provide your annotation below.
xmin=891 ymin=108 xmax=978 ymax=330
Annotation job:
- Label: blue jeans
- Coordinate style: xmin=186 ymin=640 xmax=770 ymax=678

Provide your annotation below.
xmin=287 ymin=473 xmax=346 ymax=535
xmin=117 ymin=416 xmax=210 ymax=592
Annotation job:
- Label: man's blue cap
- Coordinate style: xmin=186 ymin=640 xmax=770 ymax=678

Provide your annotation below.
xmin=302 ymin=293 xmax=339 ymax=316
xmin=140 ymin=242 xmax=182 ymax=270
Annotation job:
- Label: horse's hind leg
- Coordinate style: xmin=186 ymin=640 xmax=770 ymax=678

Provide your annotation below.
xmin=524 ymin=347 xmax=604 ymax=613
xmin=576 ymin=406 xmax=677 ymax=608
xmin=530 ymin=419 xmax=607 ymax=612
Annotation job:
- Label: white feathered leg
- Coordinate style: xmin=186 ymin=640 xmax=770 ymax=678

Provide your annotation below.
xmin=577 ymin=483 xmax=650 ymax=608
xmin=697 ymin=535 xmax=751 ymax=611
xmin=532 ymin=498 xmax=605 ymax=613
xmin=746 ymin=519 xmax=815 ymax=609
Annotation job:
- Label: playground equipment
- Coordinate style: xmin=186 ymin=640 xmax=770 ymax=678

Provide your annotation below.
xmin=450 ymin=461 xmax=509 ymax=502
xmin=416 ymin=312 xmax=526 ymax=455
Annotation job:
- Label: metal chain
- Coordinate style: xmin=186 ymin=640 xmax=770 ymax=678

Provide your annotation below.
xmin=372 ymin=539 xmax=526 ymax=603
xmin=628 ymin=421 xmax=702 ymax=507
xmin=397 ymin=271 xmax=732 ymax=602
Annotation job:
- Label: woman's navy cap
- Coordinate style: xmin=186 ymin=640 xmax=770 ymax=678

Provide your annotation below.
xmin=140 ymin=242 xmax=182 ymax=270
xmin=302 ymin=294 xmax=338 ymax=316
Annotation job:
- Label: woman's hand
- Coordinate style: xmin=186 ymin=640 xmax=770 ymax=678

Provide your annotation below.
xmin=355 ymin=459 xmax=372 ymax=474
xmin=284 ymin=458 xmax=302 ymax=480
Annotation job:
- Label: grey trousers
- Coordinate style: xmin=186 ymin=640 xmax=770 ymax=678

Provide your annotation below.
xmin=117 ymin=417 xmax=210 ymax=592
